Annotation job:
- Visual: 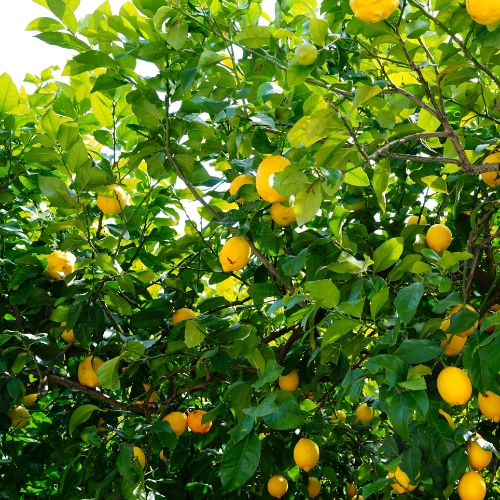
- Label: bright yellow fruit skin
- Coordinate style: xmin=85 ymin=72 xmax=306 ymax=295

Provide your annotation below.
xmin=78 ymin=355 xmax=105 ymax=388
xmin=61 ymin=321 xmax=76 ymax=342
xmin=279 ymin=369 xmax=300 ymax=391
xmin=133 ymin=446 xmax=146 ymax=469
xmin=295 ymin=42 xmax=318 ymax=66
xmin=468 ymin=435 xmax=492 ymax=471
xmin=332 ymin=409 xmax=346 ymax=422
xmin=219 ymin=237 xmax=251 ymax=272
xmin=457 ymin=470 xmax=486 ymax=500
xmin=308 ymin=477 xmax=321 ymax=498
xmin=229 ymin=174 xmax=254 ymax=202
xmin=466 ymin=0 xmax=500 ymax=25
xmin=135 ymin=383 xmax=157 ymax=406
xmin=97 ymin=417 xmax=107 ymax=432
xmin=388 ymin=466 xmax=419 ymax=494
xmin=438 ymin=409 xmax=456 ymax=429
xmin=187 ymin=409 xmax=212 ymax=434
xmin=256 ymin=156 xmax=290 ymax=203
xmin=159 ymin=450 xmax=168 ymax=462
xmin=270 ymin=202 xmax=296 ymax=226
xmin=47 ymin=250 xmax=76 ymax=280
xmin=8 ymin=406 xmax=30 ymax=429
xmin=440 ymin=331 xmax=467 ymax=356
xmin=163 ymin=411 xmax=188 ymax=436
xmin=350 ymin=0 xmax=399 ymax=22
xmin=347 ymin=483 xmax=357 ymax=498
xmin=426 ymin=224 xmax=452 ymax=252
xmin=96 ymin=184 xmax=128 ymax=215
xmin=407 ymin=214 xmax=427 ymax=225
xmin=478 ymin=391 xmax=500 ymax=421
xmin=172 ymin=308 xmax=197 ymax=325
xmin=447 ymin=304 xmax=478 ymax=338
xmin=294 ymin=438 xmax=320 ymax=472
xmin=23 ymin=394 xmax=38 ymax=407
xmin=356 ymin=403 xmax=373 ymax=423
xmin=437 ymin=366 xmax=472 ymax=405
xmin=268 ymin=475 xmax=288 ymax=498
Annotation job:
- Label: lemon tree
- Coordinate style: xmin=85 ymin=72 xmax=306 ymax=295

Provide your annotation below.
xmin=1 ymin=0 xmax=500 ymax=499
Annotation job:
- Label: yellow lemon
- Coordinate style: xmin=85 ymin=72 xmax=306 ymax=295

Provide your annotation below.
xmin=294 ymin=438 xmax=320 ymax=472
xmin=440 ymin=331 xmax=467 ymax=356
xmin=77 ymin=355 xmax=105 ymax=388
xmin=437 ymin=366 xmax=472 ymax=405
xmin=492 ymin=304 xmax=500 ymax=312
xmin=163 ymin=412 xmax=188 ymax=436
xmin=267 ymin=475 xmax=288 ymax=498
xmin=407 ymin=214 xmax=427 ymax=225
xmin=478 ymin=391 xmax=500 ymax=421
xmin=295 ymin=42 xmax=318 ymax=66
xmin=46 ymin=250 xmax=76 ymax=280
xmin=219 ymin=237 xmax=251 ymax=272
xmin=279 ymin=369 xmax=300 ymax=391
xmin=61 ymin=321 xmax=76 ymax=342
xmin=229 ymin=173 xmax=254 ymax=202
xmin=96 ymin=184 xmax=128 ymax=215
xmin=468 ymin=435 xmax=492 ymax=471
xmin=447 ymin=304 xmax=478 ymax=337
xmin=350 ymin=0 xmax=399 ymax=22
xmin=332 ymin=409 xmax=346 ymax=422
xmin=270 ymin=202 xmax=296 ymax=226
xmin=426 ymin=224 xmax=452 ymax=252
xmin=172 ymin=308 xmax=197 ymax=325
xmin=308 ymin=477 xmax=321 ymax=498
xmin=135 ymin=383 xmax=157 ymax=406
xmin=256 ymin=156 xmax=290 ymax=203
xmin=133 ymin=446 xmax=146 ymax=469
xmin=457 ymin=470 xmax=486 ymax=500
xmin=438 ymin=409 xmax=456 ymax=429
xmin=345 ymin=199 xmax=365 ymax=211
xmin=356 ymin=403 xmax=373 ymax=423
xmin=23 ymin=394 xmax=38 ymax=407
xmin=388 ymin=466 xmax=419 ymax=494
xmin=187 ymin=409 xmax=212 ymax=434
xmin=467 ymin=0 xmax=500 ymax=25
xmin=347 ymin=483 xmax=357 ymax=498
xmin=8 ymin=406 xmax=30 ymax=429
xmin=97 ymin=417 xmax=107 ymax=432
xmin=159 ymin=450 xmax=168 ymax=462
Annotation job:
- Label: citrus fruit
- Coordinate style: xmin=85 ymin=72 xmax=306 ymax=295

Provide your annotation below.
xmin=388 ymin=466 xmax=419 ymax=494
xmin=133 ymin=446 xmax=146 ymax=469
xmin=332 ymin=409 xmax=346 ymax=422
xmin=467 ymin=435 xmax=492 ymax=471
xmin=457 ymin=470 xmax=486 ymax=500
xmin=446 ymin=304 xmax=478 ymax=337
xmin=159 ymin=450 xmax=168 ymax=462
xmin=8 ymin=406 xmax=30 ymax=429
xmin=187 ymin=409 xmax=212 ymax=434
xmin=229 ymin=173 xmax=254 ymax=202
xmin=437 ymin=366 xmax=472 ymax=405
xmin=438 ymin=409 xmax=456 ymax=429
xmin=347 ymin=483 xmax=357 ymax=498
xmin=346 ymin=199 xmax=365 ymax=211
xmin=440 ymin=331 xmax=467 ymax=356
xmin=270 ymin=202 xmax=296 ymax=226
xmin=350 ymin=0 xmax=399 ymax=22
xmin=294 ymin=438 xmax=320 ymax=471
xmin=135 ymin=383 xmax=157 ymax=406
xmin=172 ymin=308 xmax=197 ymax=325
xmin=267 ymin=475 xmax=288 ymax=498
xmin=426 ymin=224 xmax=452 ymax=252
xmin=279 ymin=369 xmax=300 ymax=391
xmin=480 ymin=312 xmax=496 ymax=333
xmin=492 ymin=304 xmax=500 ymax=312
xmin=61 ymin=321 xmax=76 ymax=342
xmin=478 ymin=391 xmax=500 ymax=421
xmin=77 ymin=355 xmax=105 ymax=388
xmin=96 ymin=184 xmax=128 ymax=215
xmin=256 ymin=155 xmax=290 ymax=203
xmin=219 ymin=236 xmax=251 ymax=272
xmin=467 ymin=0 xmax=500 ymax=25
xmin=295 ymin=42 xmax=318 ymax=66
xmin=163 ymin=411 xmax=188 ymax=436
xmin=97 ymin=417 xmax=107 ymax=432
xmin=308 ymin=477 xmax=321 ymax=498
xmin=356 ymin=403 xmax=373 ymax=423
xmin=407 ymin=214 xmax=427 ymax=225
xmin=23 ymin=394 xmax=38 ymax=407
xmin=46 ymin=250 xmax=76 ymax=280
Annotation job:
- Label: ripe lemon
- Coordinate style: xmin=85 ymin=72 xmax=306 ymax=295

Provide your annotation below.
xmin=440 ymin=331 xmax=467 ymax=356
xmin=438 ymin=409 xmax=456 ymax=429
xmin=187 ymin=409 xmax=212 ymax=434
xmin=61 ymin=321 xmax=76 ymax=342
xmin=46 ymin=250 xmax=76 ymax=280
xmin=356 ymin=403 xmax=373 ymax=423
xmin=279 ymin=369 xmax=300 ymax=391
xmin=219 ymin=236 xmax=251 ymax=272
xmin=8 ymin=406 xmax=30 ymax=429
xmin=447 ymin=304 xmax=478 ymax=337
xmin=426 ymin=224 xmax=452 ymax=252
xmin=347 ymin=483 xmax=357 ymax=498
xmin=163 ymin=412 xmax=188 ymax=436
xmin=332 ymin=409 xmax=346 ymax=422
xmin=23 ymin=394 xmax=38 ymax=407
xmin=135 ymin=383 xmax=157 ymax=406
xmin=97 ymin=417 xmax=107 ymax=432
xmin=478 ymin=391 xmax=500 ymax=421
xmin=457 ymin=470 xmax=486 ymax=500
xmin=78 ymin=355 xmax=105 ymax=388
xmin=159 ymin=450 xmax=168 ymax=462
xmin=294 ymin=438 xmax=320 ymax=472
xmin=468 ymin=435 xmax=492 ymax=471
xmin=172 ymin=308 xmax=197 ymax=325
xmin=133 ymin=446 xmax=146 ymax=469
xmin=96 ymin=184 xmax=128 ymax=215
xmin=437 ymin=366 xmax=472 ymax=405
xmin=467 ymin=0 xmax=500 ymax=25
xmin=350 ymin=0 xmax=399 ymax=22
xmin=388 ymin=466 xmax=419 ymax=494
xmin=270 ymin=202 xmax=296 ymax=226
xmin=267 ymin=475 xmax=288 ymax=498
xmin=295 ymin=42 xmax=318 ymax=66
xmin=492 ymin=304 xmax=500 ymax=312
xmin=480 ymin=312 xmax=496 ymax=333
xmin=407 ymin=214 xmax=427 ymax=225
xmin=256 ymin=156 xmax=290 ymax=203
xmin=308 ymin=477 xmax=321 ymax=498
xmin=229 ymin=173 xmax=254 ymax=202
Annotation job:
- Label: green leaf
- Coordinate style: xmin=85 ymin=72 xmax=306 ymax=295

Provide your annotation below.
xmin=322 ymin=319 xmax=359 ymax=348
xmin=41 ymin=109 xmax=60 ymax=140
xmin=345 ymin=167 xmax=370 ymax=187
xmin=131 ymin=96 xmax=160 ymax=129
xmin=365 ymin=355 xmax=407 ymax=386
xmin=26 ymin=17 xmax=65 ymax=32
xmin=75 ymin=163 xmax=107 ymax=192
xmin=421 ymin=175 xmax=448 ymax=194
xmin=446 ymin=448 xmax=469 ymax=484
xmin=306 ymin=280 xmax=340 ymax=308
xmin=228 ymin=415 xmax=255 ymax=444
xmin=262 ymin=398 xmax=306 ymax=430
xmin=91 ymin=93 xmax=114 ymax=128
xmin=243 ymin=394 xmax=278 ymax=417
xmin=11 ymin=352 xmax=28 ymax=375
xmin=38 ymin=176 xmax=80 ymax=208
xmin=400 ymin=446 xmax=422 ymax=482
xmin=0 ymin=73 xmax=19 ymax=113
xmin=310 ymin=18 xmax=328 ymax=46
xmin=272 ymin=164 xmax=309 ymax=197
xmin=69 ymin=404 xmax=100 ymax=437
xmin=47 ymin=0 xmax=78 ymax=34
xmin=35 ymin=32 xmax=90 ymax=51
xmin=373 ymin=160 xmax=390 ymax=212
xmin=220 ymin=432 xmax=261 ymax=493
xmin=388 ymin=395 xmax=410 ymax=441
xmin=151 ymin=420 xmax=177 ymax=448
xmin=361 ymin=478 xmax=393 ymax=499
xmin=394 ymin=282 xmax=424 ymax=325
xmin=97 ymin=356 xmax=121 ymax=390
xmin=237 ymin=26 xmax=270 ymax=48
xmin=185 ymin=320 xmax=205 ymax=348
xmin=447 ymin=308 xmax=478 ymax=335
xmin=252 ymin=359 xmax=284 ymax=388
xmin=294 ymin=184 xmax=322 ymax=225
xmin=350 ymin=85 xmax=382 ymax=113
xmin=417 ymin=108 xmax=441 ymax=132
xmin=283 ymin=248 xmax=308 ymax=276
xmin=166 ymin=21 xmax=188 ymax=50
xmin=373 ymin=237 xmax=404 ymax=273
xmin=463 ymin=334 xmax=495 ymax=394
xmin=394 ymin=339 xmax=441 ymax=364
xmin=287 ymin=60 xmax=314 ymax=86
xmin=58 ymin=121 xmax=80 ymax=151
xmin=370 ymin=287 xmax=389 ymax=319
